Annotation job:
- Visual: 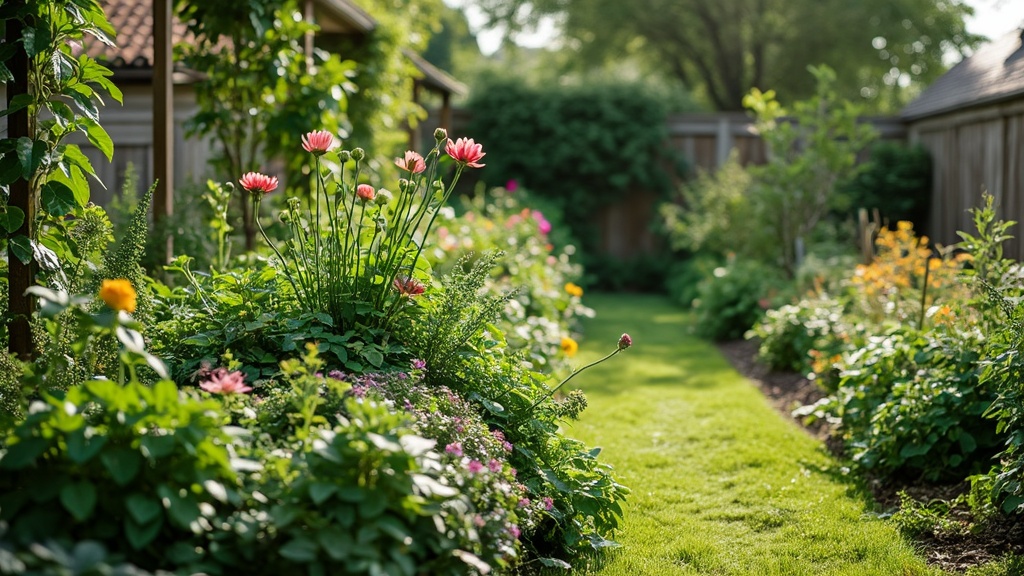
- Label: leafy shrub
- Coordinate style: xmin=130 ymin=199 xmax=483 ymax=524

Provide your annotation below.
xmin=659 ymin=152 xmax=767 ymax=262
xmin=798 ymin=327 xmax=999 ymax=481
xmin=749 ymin=294 xmax=846 ymax=373
xmin=837 ymin=141 xmax=932 ymax=227
xmin=0 ymin=379 xmax=243 ymax=573
xmin=467 ymin=79 xmax=679 ymax=265
xmin=692 ymin=259 xmax=788 ymax=341
xmin=428 ymin=187 xmax=593 ymax=372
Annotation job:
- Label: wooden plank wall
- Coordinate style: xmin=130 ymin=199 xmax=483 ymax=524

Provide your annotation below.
xmin=909 ymin=100 xmax=1024 ymax=258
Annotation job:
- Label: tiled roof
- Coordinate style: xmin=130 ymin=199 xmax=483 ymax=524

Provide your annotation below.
xmin=902 ymin=27 xmax=1024 ymax=120
xmin=84 ymin=0 xmax=462 ymax=94
xmin=84 ymin=0 xmax=190 ymax=69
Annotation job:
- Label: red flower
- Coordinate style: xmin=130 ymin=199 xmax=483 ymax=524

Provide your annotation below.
xmin=393 ymin=275 xmax=425 ymax=297
xmin=445 ymin=137 xmax=486 ymax=168
xmin=356 ymin=184 xmax=376 ymax=202
xmin=239 ymin=172 xmax=279 ymax=195
xmin=301 ymin=130 xmax=336 ymax=155
xmin=395 ymin=150 xmax=426 ymax=173
xmin=618 ymin=333 xmax=633 ymax=351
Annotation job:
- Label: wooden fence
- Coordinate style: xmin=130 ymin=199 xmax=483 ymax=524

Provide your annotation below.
xmin=907 ymin=99 xmax=1024 ymax=258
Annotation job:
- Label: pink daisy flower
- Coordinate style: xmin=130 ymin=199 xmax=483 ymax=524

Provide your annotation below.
xmin=200 ymin=368 xmax=252 ymax=394
xmin=394 ymin=150 xmax=426 ymax=174
xmin=239 ymin=172 xmax=278 ymax=196
xmin=445 ymin=137 xmax=486 ymax=168
xmin=301 ymin=130 xmax=337 ymax=155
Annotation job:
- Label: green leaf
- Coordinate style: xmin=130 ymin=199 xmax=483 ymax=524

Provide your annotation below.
xmin=80 ymin=118 xmax=113 ymax=161
xmin=66 ymin=429 xmax=107 ymax=463
xmin=0 ymin=93 xmax=33 ymax=118
xmin=308 ymin=482 xmax=337 ymax=505
xmin=0 ymin=206 xmax=25 ymax=234
xmin=125 ymin=493 xmax=163 ymax=525
xmin=9 ymin=235 xmax=32 ymax=264
xmin=50 ymin=51 xmax=76 ymax=85
xmin=279 ymin=536 xmax=319 ymax=563
xmin=67 ymin=85 xmax=99 ymax=122
xmin=16 ymin=137 xmax=45 ymax=180
xmin=41 ymin=180 xmax=78 ymax=216
xmin=0 ymin=437 xmax=48 ymax=469
xmin=22 ymin=26 xmax=51 ymax=59
xmin=140 ymin=434 xmax=175 ymax=459
xmin=59 ymin=481 xmax=97 ymax=521
xmin=124 ymin=516 xmax=162 ymax=550
xmin=100 ymin=447 xmax=142 ymax=486
xmin=363 ymin=348 xmax=384 ymax=368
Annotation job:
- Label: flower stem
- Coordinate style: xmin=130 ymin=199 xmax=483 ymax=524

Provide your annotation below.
xmin=528 ymin=347 xmax=624 ymax=412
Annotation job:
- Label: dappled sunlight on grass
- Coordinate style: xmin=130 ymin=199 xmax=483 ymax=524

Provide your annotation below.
xmin=561 ymin=293 xmax=939 ymax=576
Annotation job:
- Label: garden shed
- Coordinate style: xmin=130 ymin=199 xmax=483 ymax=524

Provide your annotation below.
xmin=76 ymin=0 xmax=464 ymax=206
xmin=903 ymin=25 xmax=1024 ymax=256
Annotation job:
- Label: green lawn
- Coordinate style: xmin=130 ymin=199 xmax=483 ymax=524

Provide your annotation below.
xmin=563 ymin=293 xmax=938 ymax=576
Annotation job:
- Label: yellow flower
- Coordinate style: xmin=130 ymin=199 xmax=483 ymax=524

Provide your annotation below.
xmin=99 ymin=278 xmax=137 ymax=313
xmin=560 ymin=336 xmax=578 ymax=358
xmin=564 ymin=282 xmax=583 ymax=298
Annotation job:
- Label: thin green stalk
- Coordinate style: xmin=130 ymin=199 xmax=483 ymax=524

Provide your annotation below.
xmin=253 ymin=195 xmax=307 ymax=311
xmin=529 ymin=347 xmax=626 ymax=412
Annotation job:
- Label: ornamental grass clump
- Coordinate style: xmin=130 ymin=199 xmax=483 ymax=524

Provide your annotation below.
xmin=240 ymin=128 xmax=483 ymax=333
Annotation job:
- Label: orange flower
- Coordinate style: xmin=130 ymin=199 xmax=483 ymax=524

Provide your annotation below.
xmin=99 ymin=278 xmax=137 ymax=313
xmin=560 ymin=336 xmax=578 ymax=357
xmin=564 ymin=282 xmax=584 ymax=298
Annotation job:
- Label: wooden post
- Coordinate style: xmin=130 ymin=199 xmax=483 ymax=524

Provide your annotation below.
xmin=153 ymin=0 xmax=174 ymax=260
xmin=6 ymin=4 xmax=36 ymax=361
xmin=440 ymin=91 xmax=452 ymax=133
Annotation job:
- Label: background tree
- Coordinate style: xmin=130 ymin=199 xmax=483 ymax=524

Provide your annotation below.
xmin=470 ymin=0 xmax=981 ymax=111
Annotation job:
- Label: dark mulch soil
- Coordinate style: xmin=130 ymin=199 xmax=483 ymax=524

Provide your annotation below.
xmin=717 ymin=338 xmax=1024 ymax=573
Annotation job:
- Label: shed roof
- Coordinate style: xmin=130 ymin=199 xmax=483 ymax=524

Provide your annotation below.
xmin=902 ymin=27 xmax=1024 ymax=121
xmin=87 ymin=0 xmax=461 ymax=94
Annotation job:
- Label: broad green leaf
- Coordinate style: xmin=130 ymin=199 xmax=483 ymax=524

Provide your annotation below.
xmin=100 ymin=447 xmax=142 ymax=486
xmin=22 ymin=26 xmax=51 ymax=59
xmin=0 ymin=206 xmax=25 ymax=234
xmin=50 ymin=51 xmax=76 ymax=85
xmin=279 ymin=536 xmax=319 ymax=563
xmin=59 ymin=481 xmax=97 ymax=521
xmin=124 ymin=516 xmax=162 ymax=550
xmin=79 ymin=118 xmax=113 ymax=160
xmin=308 ymin=482 xmax=337 ymax=505
xmin=41 ymin=180 xmax=78 ymax=216
xmin=15 ymin=137 xmax=45 ymax=180
xmin=0 ymin=93 xmax=32 ymax=118
xmin=0 ymin=437 xmax=48 ymax=469
xmin=125 ymin=493 xmax=162 ymax=525
xmin=67 ymin=85 xmax=99 ymax=122
xmin=66 ymin=429 xmax=107 ymax=463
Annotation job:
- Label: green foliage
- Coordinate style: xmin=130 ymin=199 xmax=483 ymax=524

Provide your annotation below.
xmin=691 ymin=259 xmax=788 ymax=341
xmin=151 ymin=257 xmax=404 ymax=382
xmin=743 ymin=65 xmax=878 ymax=275
xmin=0 ymin=378 xmax=242 ymax=572
xmin=798 ymin=326 xmax=999 ymax=481
xmin=175 ymin=0 xmax=356 ymax=248
xmin=837 ymin=141 xmax=932 ymax=227
xmin=749 ymin=295 xmax=846 ymax=373
xmin=254 ymin=396 xmax=496 ymax=576
xmin=0 ymin=0 xmax=120 ymax=235
xmin=466 ymin=79 xmax=679 ymax=267
xmin=427 ymin=187 xmax=593 ymax=373
xmin=659 ymin=152 xmax=764 ymax=260
xmin=473 ymin=0 xmax=980 ymax=112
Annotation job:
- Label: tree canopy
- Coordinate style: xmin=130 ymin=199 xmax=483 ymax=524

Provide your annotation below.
xmin=471 ymin=0 xmax=982 ymax=111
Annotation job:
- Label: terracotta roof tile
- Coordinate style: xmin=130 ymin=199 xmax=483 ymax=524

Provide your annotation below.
xmin=84 ymin=0 xmax=190 ymax=68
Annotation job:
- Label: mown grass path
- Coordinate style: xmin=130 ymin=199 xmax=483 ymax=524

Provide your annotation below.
xmin=564 ymin=293 xmax=937 ymax=575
